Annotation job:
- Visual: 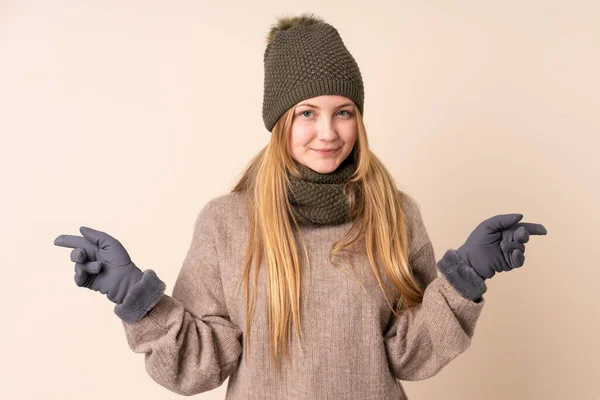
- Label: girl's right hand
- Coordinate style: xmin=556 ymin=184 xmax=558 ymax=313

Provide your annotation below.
xmin=54 ymin=226 xmax=143 ymax=305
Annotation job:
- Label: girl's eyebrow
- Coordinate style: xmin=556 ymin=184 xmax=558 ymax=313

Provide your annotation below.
xmin=296 ymin=102 xmax=354 ymax=109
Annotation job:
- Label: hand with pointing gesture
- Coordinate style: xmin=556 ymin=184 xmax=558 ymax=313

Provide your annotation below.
xmin=456 ymin=213 xmax=547 ymax=280
xmin=436 ymin=213 xmax=548 ymax=302
xmin=54 ymin=226 xmax=165 ymax=323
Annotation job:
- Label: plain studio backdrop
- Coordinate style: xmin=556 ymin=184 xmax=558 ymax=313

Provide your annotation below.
xmin=1 ymin=1 xmax=598 ymax=399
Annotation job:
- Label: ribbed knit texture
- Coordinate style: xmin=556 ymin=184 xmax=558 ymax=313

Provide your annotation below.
xmin=262 ymin=15 xmax=364 ymax=132
xmin=120 ymin=191 xmax=486 ymax=399
xmin=287 ymin=155 xmax=358 ymax=226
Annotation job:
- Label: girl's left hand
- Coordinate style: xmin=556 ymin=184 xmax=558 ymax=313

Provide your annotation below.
xmin=456 ymin=213 xmax=548 ymax=280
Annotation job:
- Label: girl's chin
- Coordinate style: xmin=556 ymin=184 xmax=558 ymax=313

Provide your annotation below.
xmin=305 ymin=160 xmax=340 ymax=173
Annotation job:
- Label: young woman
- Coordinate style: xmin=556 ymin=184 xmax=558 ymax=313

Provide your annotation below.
xmin=54 ymin=13 xmax=547 ymax=399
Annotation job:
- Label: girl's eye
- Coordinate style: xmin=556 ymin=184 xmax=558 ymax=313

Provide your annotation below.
xmin=298 ymin=110 xmax=353 ymax=118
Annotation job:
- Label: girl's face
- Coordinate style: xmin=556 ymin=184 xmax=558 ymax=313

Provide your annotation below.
xmin=289 ymin=95 xmax=358 ymax=174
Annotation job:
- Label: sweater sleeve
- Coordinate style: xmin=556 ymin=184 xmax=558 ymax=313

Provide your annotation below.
xmin=383 ymin=240 xmax=485 ymax=381
xmin=120 ymin=200 xmax=243 ymax=396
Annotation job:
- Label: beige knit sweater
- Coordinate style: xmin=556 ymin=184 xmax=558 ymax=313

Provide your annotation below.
xmin=121 ymin=191 xmax=486 ymax=399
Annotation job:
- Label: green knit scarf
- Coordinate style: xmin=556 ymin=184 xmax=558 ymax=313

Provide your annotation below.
xmin=287 ymin=156 xmax=358 ymax=227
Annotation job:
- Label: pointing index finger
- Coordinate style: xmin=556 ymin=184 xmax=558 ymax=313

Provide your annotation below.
xmin=516 ymin=222 xmax=547 ymax=235
xmin=54 ymin=234 xmax=97 ymax=252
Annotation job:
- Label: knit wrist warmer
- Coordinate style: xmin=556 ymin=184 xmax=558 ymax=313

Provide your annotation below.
xmin=114 ymin=269 xmax=166 ymax=324
xmin=437 ymin=249 xmax=487 ymax=303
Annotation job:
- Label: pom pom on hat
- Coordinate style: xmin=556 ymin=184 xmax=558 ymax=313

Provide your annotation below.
xmin=265 ymin=12 xmax=326 ymax=46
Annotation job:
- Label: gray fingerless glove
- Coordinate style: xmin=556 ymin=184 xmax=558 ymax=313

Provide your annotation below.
xmin=54 ymin=226 xmax=166 ymax=323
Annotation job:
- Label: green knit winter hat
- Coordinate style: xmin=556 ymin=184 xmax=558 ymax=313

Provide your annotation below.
xmin=262 ymin=13 xmax=365 ymax=132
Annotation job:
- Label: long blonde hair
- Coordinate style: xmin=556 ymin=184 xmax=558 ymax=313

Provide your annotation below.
xmin=230 ymin=105 xmax=425 ymax=371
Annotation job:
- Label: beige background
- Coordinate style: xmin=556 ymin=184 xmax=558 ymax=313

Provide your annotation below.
xmin=1 ymin=0 xmax=598 ymax=399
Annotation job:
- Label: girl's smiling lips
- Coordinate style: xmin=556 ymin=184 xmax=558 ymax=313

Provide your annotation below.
xmin=313 ymin=148 xmax=339 ymax=155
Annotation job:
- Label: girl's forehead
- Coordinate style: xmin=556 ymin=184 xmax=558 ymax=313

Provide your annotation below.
xmin=296 ymin=95 xmax=353 ymax=107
